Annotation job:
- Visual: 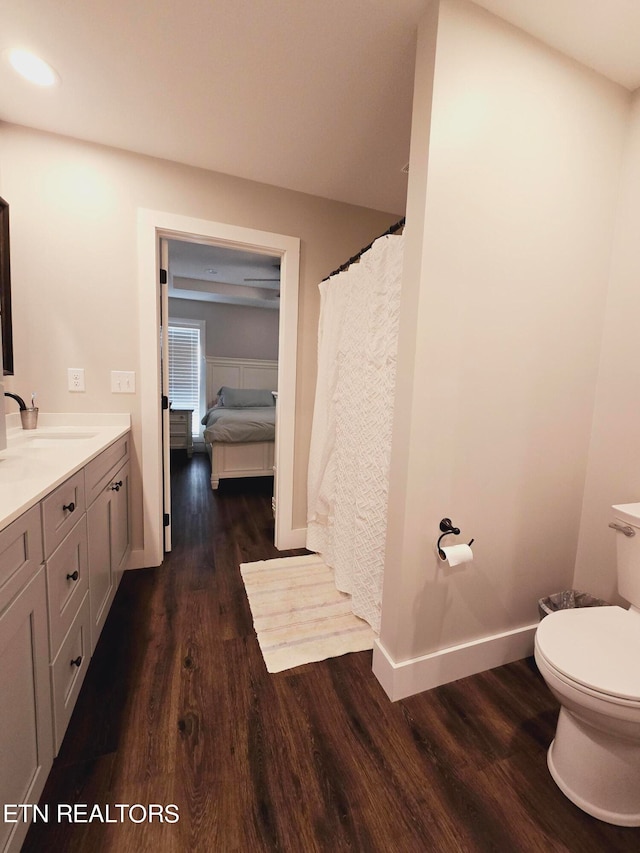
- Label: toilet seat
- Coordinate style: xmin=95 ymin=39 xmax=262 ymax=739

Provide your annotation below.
xmin=535 ymin=606 xmax=640 ymax=702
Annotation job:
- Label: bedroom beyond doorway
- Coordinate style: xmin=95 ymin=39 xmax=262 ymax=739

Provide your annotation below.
xmin=165 ymin=239 xmax=281 ymax=533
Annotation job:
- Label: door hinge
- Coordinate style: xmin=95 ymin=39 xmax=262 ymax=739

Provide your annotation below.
xmin=160 ymin=268 xmax=168 ymax=285
xmin=161 ymin=395 xmax=169 ymax=410
xmin=164 ymin=513 xmax=170 ymax=527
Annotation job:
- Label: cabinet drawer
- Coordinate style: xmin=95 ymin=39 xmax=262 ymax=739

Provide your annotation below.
xmin=41 ymin=471 xmax=86 ymax=558
xmin=50 ymin=590 xmax=90 ymax=753
xmin=46 ymin=516 xmax=89 ymax=654
xmin=84 ymin=434 xmax=130 ymax=507
xmin=0 ymin=505 xmax=43 ymax=614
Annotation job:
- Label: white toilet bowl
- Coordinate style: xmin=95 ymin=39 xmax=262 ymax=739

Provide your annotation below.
xmin=535 ymin=605 xmax=640 ymax=826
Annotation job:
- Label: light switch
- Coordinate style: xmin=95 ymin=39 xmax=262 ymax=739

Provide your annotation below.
xmin=111 ymin=370 xmax=136 ymax=393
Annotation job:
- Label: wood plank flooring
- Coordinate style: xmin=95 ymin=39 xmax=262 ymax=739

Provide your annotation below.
xmin=22 ymin=453 xmax=639 ymax=852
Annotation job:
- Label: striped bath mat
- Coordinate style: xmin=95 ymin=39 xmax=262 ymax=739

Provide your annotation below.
xmin=239 ymin=554 xmax=375 ymax=673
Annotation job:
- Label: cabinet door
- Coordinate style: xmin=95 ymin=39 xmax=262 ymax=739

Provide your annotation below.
xmin=0 ymin=568 xmax=53 ymax=853
xmin=87 ymin=489 xmax=115 ymax=655
xmin=111 ymin=460 xmax=131 ymax=587
xmin=86 ymin=460 xmax=130 ymax=654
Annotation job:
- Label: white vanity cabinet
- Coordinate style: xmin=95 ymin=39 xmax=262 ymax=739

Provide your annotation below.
xmin=86 ymin=434 xmax=131 ymax=654
xmin=0 ymin=426 xmax=131 ymax=853
xmin=0 ymin=507 xmax=53 ymax=853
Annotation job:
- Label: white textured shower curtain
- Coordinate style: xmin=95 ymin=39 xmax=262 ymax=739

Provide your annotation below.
xmin=306 ymin=233 xmax=404 ymax=634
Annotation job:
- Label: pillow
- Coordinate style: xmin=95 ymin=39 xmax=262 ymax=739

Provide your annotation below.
xmin=217 ymin=386 xmax=275 ymax=408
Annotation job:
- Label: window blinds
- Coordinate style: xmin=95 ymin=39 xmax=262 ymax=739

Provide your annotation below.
xmin=168 ymin=324 xmax=201 ymax=415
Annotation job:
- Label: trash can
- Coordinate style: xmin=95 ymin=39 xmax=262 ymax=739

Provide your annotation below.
xmin=538 ymin=589 xmax=610 ymax=620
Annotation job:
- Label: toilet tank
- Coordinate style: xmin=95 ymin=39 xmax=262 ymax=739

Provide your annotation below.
xmin=612 ymin=503 xmax=640 ymax=607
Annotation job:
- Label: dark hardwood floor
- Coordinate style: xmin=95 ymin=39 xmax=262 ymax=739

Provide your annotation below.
xmin=23 ymin=453 xmax=639 ymax=852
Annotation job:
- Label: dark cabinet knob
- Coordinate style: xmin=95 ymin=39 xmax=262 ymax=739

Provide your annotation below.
xmin=111 ymin=481 xmax=123 ymax=492
xmin=63 ymin=502 xmax=75 ymax=513
xmin=70 ymin=656 xmax=82 ymax=668
xmin=66 ymin=570 xmax=79 ymax=581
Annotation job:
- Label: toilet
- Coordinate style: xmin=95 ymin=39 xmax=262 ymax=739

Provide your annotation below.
xmin=534 ymin=502 xmax=640 ymax=827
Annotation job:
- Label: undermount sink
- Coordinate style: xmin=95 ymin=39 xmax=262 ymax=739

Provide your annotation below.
xmin=23 ymin=431 xmax=98 ymax=447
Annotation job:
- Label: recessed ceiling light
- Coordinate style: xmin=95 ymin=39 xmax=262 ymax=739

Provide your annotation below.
xmin=206 ymin=268 xmax=218 ymax=274
xmin=6 ymin=49 xmax=59 ymax=87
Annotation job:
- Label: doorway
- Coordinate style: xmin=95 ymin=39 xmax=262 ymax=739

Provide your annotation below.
xmin=163 ymin=239 xmax=282 ymax=550
xmin=138 ymin=210 xmax=302 ymax=567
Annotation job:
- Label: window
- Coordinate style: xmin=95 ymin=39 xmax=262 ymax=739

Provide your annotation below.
xmin=168 ymin=319 xmax=205 ymax=434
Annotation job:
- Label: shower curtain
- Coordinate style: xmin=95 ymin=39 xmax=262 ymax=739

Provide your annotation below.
xmin=306 ymin=232 xmax=404 ymax=634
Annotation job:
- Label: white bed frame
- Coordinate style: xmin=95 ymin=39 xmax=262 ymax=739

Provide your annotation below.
xmin=204 ymin=357 xmax=278 ymax=490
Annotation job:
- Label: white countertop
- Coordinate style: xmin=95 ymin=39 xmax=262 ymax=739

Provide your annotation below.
xmin=0 ymin=412 xmax=131 ymax=533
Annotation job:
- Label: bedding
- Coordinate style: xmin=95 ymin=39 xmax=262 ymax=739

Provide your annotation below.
xmin=202 ymin=405 xmax=275 ymax=444
xmin=216 ymin=386 xmax=275 ymax=408
xmin=201 ymin=385 xmax=276 ymax=488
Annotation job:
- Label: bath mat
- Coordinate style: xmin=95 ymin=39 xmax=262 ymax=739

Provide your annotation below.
xmin=239 ymin=554 xmax=375 ymax=673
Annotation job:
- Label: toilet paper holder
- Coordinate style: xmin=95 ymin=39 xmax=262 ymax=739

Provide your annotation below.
xmin=437 ymin=518 xmax=474 ymax=560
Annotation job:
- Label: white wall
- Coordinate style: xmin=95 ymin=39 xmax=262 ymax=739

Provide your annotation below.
xmin=168 ymin=297 xmax=279 ymax=361
xmin=0 ymin=123 xmax=398 ymax=549
xmin=573 ymin=90 xmax=640 ymax=604
xmin=377 ymin=0 xmax=629 ymax=687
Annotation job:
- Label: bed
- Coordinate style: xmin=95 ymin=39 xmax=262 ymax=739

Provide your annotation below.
xmin=202 ymin=357 xmax=278 ymax=490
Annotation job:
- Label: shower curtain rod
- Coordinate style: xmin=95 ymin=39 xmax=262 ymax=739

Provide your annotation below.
xmin=322 ymin=216 xmax=405 ymax=281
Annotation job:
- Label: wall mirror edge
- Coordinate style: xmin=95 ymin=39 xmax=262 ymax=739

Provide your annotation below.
xmin=0 ymin=196 xmax=14 ymax=376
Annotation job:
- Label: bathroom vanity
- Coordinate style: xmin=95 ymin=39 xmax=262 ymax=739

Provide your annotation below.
xmin=0 ymin=414 xmax=131 ymax=853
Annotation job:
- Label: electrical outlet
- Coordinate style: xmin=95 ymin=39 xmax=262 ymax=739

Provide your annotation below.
xmin=111 ymin=370 xmax=136 ymax=393
xmin=68 ymin=368 xmax=85 ymax=392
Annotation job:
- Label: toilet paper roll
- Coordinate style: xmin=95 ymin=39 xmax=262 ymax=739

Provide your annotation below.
xmin=441 ymin=543 xmax=473 ymax=567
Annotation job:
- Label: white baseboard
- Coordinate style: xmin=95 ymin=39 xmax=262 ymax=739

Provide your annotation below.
xmin=125 ymin=548 xmax=149 ymax=571
xmin=276 ymin=526 xmax=307 ymax=551
xmin=372 ymin=622 xmax=538 ymax=701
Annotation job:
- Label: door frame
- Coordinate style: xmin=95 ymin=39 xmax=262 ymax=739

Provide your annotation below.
xmin=137 ymin=208 xmax=301 ymax=567
xmin=160 ymin=238 xmax=171 ymax=553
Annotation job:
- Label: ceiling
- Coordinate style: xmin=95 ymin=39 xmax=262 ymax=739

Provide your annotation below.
xmin=168 ymin=240 xmax=282 ymax=310
xmin=0 ymin=0 xmax=425 ymax=215
xmin=473 ymin=0 xmax=640 ymax=91
xmin=1 ymin=1 xmax=640 ymax=222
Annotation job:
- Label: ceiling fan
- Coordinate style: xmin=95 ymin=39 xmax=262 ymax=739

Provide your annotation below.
xmin=244 ymin=261 xmax=280 ymax=283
